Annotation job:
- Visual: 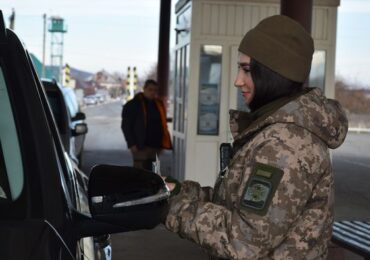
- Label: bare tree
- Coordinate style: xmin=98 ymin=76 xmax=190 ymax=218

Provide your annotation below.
xmin=335 ymin=79 xmax=370 ymax=114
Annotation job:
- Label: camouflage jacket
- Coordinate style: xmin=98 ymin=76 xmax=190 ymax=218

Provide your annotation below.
xmin=165 ymin=88 xmax=348 ymax=260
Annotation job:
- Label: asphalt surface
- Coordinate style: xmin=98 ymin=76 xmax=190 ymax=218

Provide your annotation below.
xmin=81 ymin=100 xmax=368 ymax=260
xmin=332 ymin=133 xmax=370 ymax=220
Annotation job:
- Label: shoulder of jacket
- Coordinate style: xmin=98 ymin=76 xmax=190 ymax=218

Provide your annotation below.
xmin=246 ymin=123 xmax=307 ymax=148
xmin=249 ymin=123 xmax=329 ymax=163
xmin=127 ymin=95 xmax=143 ymax=105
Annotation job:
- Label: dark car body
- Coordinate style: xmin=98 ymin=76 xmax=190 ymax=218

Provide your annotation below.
xmin=41 ymin=79 xmax=87 ymax=166
xmin=0 ymin=11 xmax=168 ymax=260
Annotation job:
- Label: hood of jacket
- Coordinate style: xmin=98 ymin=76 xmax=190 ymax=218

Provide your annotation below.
xmin=230 ymin=88 xmax=348 ymax=149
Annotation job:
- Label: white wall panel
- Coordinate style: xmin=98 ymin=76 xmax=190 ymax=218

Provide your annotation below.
xmin=210 ymin=4 xmax=220 ymax=35
xmin=235 ymin=6 xmax=244 ymax=36
xmin=200 ymin=2 xmax=280 ymax=37
xmin=226 ymin=5 xmax=236 ymax=36
xmin=313 ymin=7 xmax=329 ymax=41
xmin=197 ymin=2 xmax=332 ymax=45
xmin=267 ymin=5 xmax=279 ymax=16
xmin=193 ymin=142 xmax=218 ymax=186
xmin=219 ymin=4 xmax=228 ymax=35
xmin=202 ymin=3 xmax=211 ymax=34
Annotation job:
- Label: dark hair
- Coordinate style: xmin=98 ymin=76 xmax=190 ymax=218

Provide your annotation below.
xmin=144 ymin=79 xmax=158 ymax=88
xmin=249 ymin=58 xmax=304 ymax=111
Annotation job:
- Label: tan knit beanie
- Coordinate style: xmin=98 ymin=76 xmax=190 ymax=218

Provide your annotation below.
xmin=238 ymin=15 xmax=314 ymax=83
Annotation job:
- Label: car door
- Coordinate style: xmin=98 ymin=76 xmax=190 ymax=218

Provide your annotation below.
xmin=0 ymin=14 xmax=79 ymax=259
xmin=1 ymin=10 xmax=169 ymax=260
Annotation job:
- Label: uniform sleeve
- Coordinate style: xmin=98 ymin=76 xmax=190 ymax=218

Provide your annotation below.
xmin=121 ymin=102 xmax=136 ymax=148
xmin=165 ymin=133 xmax=324 ymax=259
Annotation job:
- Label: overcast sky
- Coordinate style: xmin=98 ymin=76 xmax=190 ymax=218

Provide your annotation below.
xmin=2 ymin=0 xmax=370 ymax=87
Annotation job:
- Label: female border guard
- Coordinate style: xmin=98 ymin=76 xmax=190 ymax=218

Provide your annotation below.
xmin=163 ymin=15 xmax=348 ymax=259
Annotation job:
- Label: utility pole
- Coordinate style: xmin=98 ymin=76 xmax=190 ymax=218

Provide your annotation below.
xmin=42 ymin=13 xmax=47 ymax=78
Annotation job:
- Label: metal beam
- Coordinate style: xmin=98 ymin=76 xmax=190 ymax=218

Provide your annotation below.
xmin=280 ymin=0 xmax=313 ymax=33
xmin=157 ymin=0 xmax=171 ymax=101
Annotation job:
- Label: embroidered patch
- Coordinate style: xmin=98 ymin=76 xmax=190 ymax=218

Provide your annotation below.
xmin=240 ymin=163 xmax=283 ymax=216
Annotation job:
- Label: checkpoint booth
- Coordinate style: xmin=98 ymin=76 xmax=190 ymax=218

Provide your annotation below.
xmin=171 ymin=0 xmax=340 ymax=186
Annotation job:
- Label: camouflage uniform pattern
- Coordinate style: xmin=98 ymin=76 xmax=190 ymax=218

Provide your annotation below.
xmin=165 ymin=88 xmax=348 ymax=259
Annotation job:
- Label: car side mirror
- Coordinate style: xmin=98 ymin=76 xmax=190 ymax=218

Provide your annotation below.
xmin=72 ymin=123 xmax=88 ymax=136
xmin=88 ymin=165 xmax=169 ymax=230
xmin=72 ymin=112 xmax=86 ymax=121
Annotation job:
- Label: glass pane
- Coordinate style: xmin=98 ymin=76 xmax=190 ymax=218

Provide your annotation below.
xmin=46 ymin=92 xmax=65 ymax=134
xmin=174 ymin=49 xmax=181 ymax=132
xmin=0 ymin=68 xmax=24 ymax=201
xmin=184 ymin=45 xmax=190 ymax=133
xmin=176 ymin=6 xmax=191 ymax=44
xmin=197 ymin=45 xmax=222 ymax=135
xmin=309 ymin=50 xmax=326 ymax=91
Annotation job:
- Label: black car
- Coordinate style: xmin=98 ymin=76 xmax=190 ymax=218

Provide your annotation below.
xmin=0 ymin=11 xmax=169 ymax=260
xmin=41 ymin=78 xmax=87 ymax=166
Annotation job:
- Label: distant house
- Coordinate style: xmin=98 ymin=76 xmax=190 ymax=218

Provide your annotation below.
xmin=30 ymin=53 xmax=95 ymax=95
xmin=78 ymin=77 xmax=98 ymax=96
xmin=30 ymin=53 xmax=125 ymax=97
xmin=94 ymin=70 xmax=124 ymax=90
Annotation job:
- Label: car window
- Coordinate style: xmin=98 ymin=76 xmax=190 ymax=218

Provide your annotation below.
xmin=62 ymin=88 xmax=79 ymax=118
xmin=0 ymin=145 xmax=10 ymax=200
xmin=46 ymin=91 xmax=65 ymax=133
xmin=0 ymin=67 xmax=24 ymax=201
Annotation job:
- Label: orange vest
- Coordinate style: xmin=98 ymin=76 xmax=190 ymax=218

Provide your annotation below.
xmin=139 ymin=95 xmax=172 ymax=149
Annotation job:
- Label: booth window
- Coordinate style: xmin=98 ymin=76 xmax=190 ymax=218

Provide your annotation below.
xmin=197 ymin=45 xmax=222 ymax=135
xmin=309 ymin=50 xmax=326 ymax=91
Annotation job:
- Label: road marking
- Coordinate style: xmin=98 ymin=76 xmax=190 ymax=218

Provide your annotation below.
xmin=341 ymin=158 xmax=370 ymax=169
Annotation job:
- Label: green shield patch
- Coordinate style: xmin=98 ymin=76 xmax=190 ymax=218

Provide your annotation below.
xmin=240 ymin=163 xmax=283 ymax=216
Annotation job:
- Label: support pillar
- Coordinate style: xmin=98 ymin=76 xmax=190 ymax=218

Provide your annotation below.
xmin=281 ymin=0 xmax=313 ymax=33
xmin=157 ymin=0 xmax=171 ymax=102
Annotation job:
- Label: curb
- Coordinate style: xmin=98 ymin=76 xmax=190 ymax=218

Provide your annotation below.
xmin=348 ymin=127 xmax=370 ymax=133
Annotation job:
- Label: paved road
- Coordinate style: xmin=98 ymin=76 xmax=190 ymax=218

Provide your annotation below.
xmin=332 ymin=133 xmax=370 ymax=220
xmin=81 ymin=100 xmax=369 ymax=259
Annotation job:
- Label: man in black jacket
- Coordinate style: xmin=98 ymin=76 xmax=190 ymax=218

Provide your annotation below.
xmin=121 ymin=79 xmax=172 ymax=170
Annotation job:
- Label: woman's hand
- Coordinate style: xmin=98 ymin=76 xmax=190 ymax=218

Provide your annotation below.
xmin=161 ymin=176 xmax=181 ymax=196
xmin=166 ymin=182 xmax=176 ymax=192
xmin=161 ymin=176 xmax=178 ymax=193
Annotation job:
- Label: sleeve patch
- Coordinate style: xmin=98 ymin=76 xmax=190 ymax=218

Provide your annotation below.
xmin=240 ymin=163 xmax=283 ymax=216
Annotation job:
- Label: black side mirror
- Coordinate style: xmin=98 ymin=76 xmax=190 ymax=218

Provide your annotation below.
xmin=72 ymin=112 xmax=86 ymax=121
xmin=72 ymin=123 xmax=88 ymax=136
xmin=88 ymin=165 xmax=169 ymax=229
